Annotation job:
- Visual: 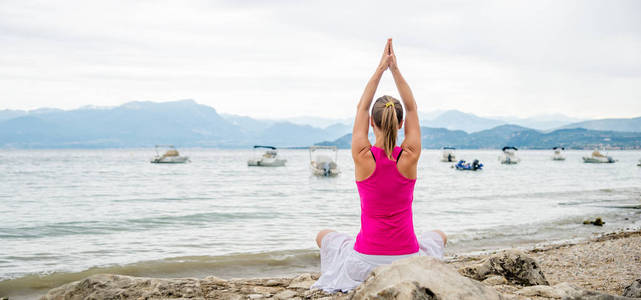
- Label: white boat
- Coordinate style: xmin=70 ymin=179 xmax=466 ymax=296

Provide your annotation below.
xmin=247 ymin=145 xmax=287 ymax=167
xmin=150 ymin=145 xmax=190 ymax=163
xmin=582 ymin=149 xmax=616 ymax=164
xmin=637 ymin=159 xmax=641 ymax=167
xmin=309 ymin=146 xmax=341 ymax=176
xmin=552 ymin=146 xmax=566 ymax=161
xmin=440 ymin=147 xmax=456 ymax=162
xmin=499 ymin=146 xmax=521 ymax=164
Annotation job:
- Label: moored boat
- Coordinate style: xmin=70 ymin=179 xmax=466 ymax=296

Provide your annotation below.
xmin=499 ymin=146 xmax=521 ymax=164
xmin=582 ymin=149 xmax=616 ymax=164
xmin=247 ymin=145 xmax=287 ymax=167
xmin=552 ymin=146 xmax=566 ymax=161
xmin=150 ymin=145 xmax=190 ymax=163
xmin=440 ymin=147 xmax=456 ymax=162
xmin=454 ymin=159 xmax=483 ymax=171
xmin=309 ymin=146 xmax=340 ymax=176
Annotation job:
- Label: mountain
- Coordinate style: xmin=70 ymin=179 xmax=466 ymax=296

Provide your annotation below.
xmin=492 ymin=114 xmax=585 ymax=131
xmin=221 ymin=114 xmax=274 ymax=133
xmin=418 ymin=110 xmax=587 ymax=132
xmin=253 ymin=122 xmax=348 ymax=146
xmin=561 ymin=117 xmax=641 ymax=132
xmin=277 ymin=116 xmax=352 ymax=129
xmin=0 ymin=109 xmax=27 ymax=122
xmin=0 ymin=100 xmax=352 ymax=148
xmin=420 ymin=110 xmax=504 ymax=133
xmin=0 ymin=100 xmax=243 ymax=148
xmin=317 ymin=125 xmax=641 ymax=149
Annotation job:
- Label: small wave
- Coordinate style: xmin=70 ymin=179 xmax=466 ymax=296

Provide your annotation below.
xmin=434 ymin=186 xmax=641 ymax=203
xmin=0 ymin=249 xmax=319 ymax=298
xmin=0 ymin=211 xmax=283 ymax=239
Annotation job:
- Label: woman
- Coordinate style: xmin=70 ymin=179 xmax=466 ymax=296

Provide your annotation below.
xmin=311 ymin=39 xmax=447 ymax=293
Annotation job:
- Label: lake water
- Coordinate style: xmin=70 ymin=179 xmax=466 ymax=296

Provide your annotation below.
xmin=1 ymin=149 xmax=640 ymax=298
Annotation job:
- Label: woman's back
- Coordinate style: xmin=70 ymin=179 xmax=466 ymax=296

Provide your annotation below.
xmin=354 ymin=146 xmax=419 ymax=255
xmin=312 ymin=39 xmax=445 ymax=294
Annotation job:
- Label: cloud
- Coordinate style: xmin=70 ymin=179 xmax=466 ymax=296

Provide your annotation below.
xmin=0 ymin=0 xmax=639 ymax=119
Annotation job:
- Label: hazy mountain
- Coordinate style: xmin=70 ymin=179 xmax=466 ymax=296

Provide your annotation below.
xmin=317 ymin=125 xmax=641 ymax=149
xmin=0 ymin=109 xmax=27 ymax=122
xmin=221 ymin=113 xmax=274 ymax=133
xmin=418 ymin=110 xmax=589 ymax=132
xmin=0 ymin=108 xmax=66 ymax=122
xmin=276 ymin=116 xmax=352 ymax=128
xmin=561 ymin=117 xmax=641 ymax=132
xmin=418 ymin=110 xmax=446 ymax=121
xmin=316 ymin=133 xmax=353 ymax=149
xmin=420 ymin=110 xmax=505 ymax=133
xmin=0 ymin=100 xmax=352 ymax=148
xmin=0 ymin=99 xmax=244 ymax=148
xmin=493 ymin=114 xmax=585 ymax=131
xmin=252 ymin=122 xmax=349 ymax=147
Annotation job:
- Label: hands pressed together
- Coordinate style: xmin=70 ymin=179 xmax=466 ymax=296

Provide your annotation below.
xmin=377 ymin=38 xmax=399 ymax=72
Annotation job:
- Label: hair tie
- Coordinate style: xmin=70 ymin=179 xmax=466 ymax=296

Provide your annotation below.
xmin=385 ymin=101 xmax=395 ymax=108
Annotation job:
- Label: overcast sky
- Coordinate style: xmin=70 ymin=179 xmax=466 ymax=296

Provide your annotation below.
xmin=1 ymin=0 xmax=640 ymax=119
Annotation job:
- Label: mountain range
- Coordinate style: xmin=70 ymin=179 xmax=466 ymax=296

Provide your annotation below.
xmin=317 ymin=125 xmax=641 ymax=150
xmin=0 ymin=99 xmax=639 ymax=149
xmin=0 ymin=100 xmax=349 ymax=148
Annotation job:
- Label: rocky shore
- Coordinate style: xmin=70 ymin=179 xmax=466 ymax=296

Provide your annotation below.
xmin=38 ymin=230 xmax=641 ymax=300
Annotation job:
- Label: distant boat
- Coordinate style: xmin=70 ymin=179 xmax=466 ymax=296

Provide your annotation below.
xmin=247 ymin=145 xmax=287 ymax=167
xmin=309 ymin=146 xmax=340 ymax=176
xmin=150 ymin=145 xmax=190 ymax=163
xmin=552 ymin=146 xmax=566 ymax=161
xmin=499 ymin=146 xmax=521 ymax=164
xmin=454 ymin=159 xmax=483 ymax=171
xmin=637 ymin=159 xmax=641 ymax=167
xmin=440 ymin=147 xmax=456 ymax=162
xmin=583 ymin=149 xmax=616 ymax=164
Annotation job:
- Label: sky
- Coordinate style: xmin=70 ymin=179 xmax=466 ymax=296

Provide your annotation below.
xmin=1 ymin=0 xmax=640 ymax=119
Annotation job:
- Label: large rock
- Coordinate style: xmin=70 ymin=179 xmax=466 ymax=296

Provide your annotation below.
xmin=623 ymin=278 xmax=641 ymax=298
xmin=41 ymin=273 xmax=336 ymax=300
xmin=41 ymin=274 xmax=204 ymax=299
xmin=458 ymin=249 xmax=548 ymax=286
xmin=350 ymin=256 xmax=505 ymax=300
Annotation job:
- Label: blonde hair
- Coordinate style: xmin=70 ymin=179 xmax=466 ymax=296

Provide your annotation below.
xmin=371 ymin=95 xmax=403 ymax=160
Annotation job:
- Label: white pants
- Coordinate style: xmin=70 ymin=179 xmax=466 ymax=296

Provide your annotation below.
xmin=311 ymin=231 xmax=445 ymax=293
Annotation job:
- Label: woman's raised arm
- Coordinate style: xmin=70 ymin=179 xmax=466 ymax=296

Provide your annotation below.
xmin=351 ymin=39 xmax=392 ymax=159
xmin=388 ymin=40 xmax=421 ymax=160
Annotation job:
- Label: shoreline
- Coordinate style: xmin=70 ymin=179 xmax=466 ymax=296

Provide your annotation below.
xmin=450 ymin=229 xmax=641 ymax=297
xmin=3 ymin=228 xmax=639 ymax=299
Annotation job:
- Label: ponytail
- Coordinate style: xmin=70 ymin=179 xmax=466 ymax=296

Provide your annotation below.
xmin=371 ymin=95 xmax=403 ymax=160
xmin=380 ymin=103 xmax=398 ymax=160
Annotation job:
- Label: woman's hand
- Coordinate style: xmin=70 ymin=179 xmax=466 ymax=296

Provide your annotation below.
xmin=388 ymin=39 xmax=399 ymax=72
xmin=377 ymin=38 xmax=393 ymax=72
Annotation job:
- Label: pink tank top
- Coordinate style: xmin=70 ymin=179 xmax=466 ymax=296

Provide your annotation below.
xmin=354 ymin=146 xmax=419 ymax=255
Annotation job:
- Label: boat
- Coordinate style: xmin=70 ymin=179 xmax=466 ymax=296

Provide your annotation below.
xmin=499 ymin=146 xmax=521 ymax=164
xmin=552 ymin=146 xmax=566 ymax=161
xmin=247 ymin=145 xmax=287 ymax=167
xmin=454 ymin=159 xmax=483 ymax=171
xmin=582 ymin=149 xmax=616 ymax=164
xmin=309 ymin=146 xmax=341 ymax=176
xmin=150 ymin=145 xmax=190 ymax=163
xmin=637 ymin=159 xmax=641 ymax=167
xmin=440 ymin=147 xmax=457 ymax=162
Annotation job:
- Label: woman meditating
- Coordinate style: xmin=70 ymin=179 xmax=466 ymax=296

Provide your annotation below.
xmin=312 ymin=39 xmax=447 ymax=293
